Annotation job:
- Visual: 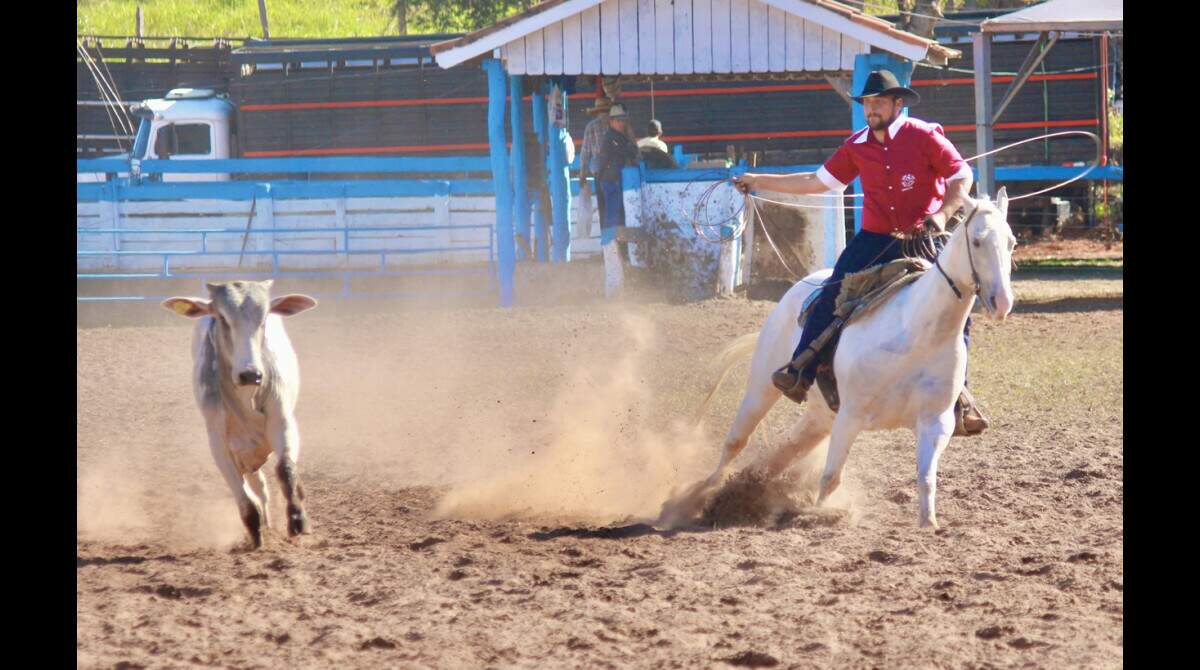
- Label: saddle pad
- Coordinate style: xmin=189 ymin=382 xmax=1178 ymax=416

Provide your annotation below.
xmin=835 ymin=258 xmax=931 ymax=325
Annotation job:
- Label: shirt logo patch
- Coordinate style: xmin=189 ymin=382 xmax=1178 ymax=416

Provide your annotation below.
xmin=901 ymin=173 xmax=916 ymax=191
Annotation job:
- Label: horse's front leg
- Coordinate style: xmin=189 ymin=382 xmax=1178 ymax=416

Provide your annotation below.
xmin=915 ymin=411 xmax=956 ymax=528
xmin=817 ymin=412 xmax=864 ymax=505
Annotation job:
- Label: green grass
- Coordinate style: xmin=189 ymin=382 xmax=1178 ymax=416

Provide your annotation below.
xmin=78 ymin=0 xmax=407 ymax=40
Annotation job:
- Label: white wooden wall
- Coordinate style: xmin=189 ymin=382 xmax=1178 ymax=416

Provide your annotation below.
xmin=77 ymin=196 xmax=501 ymax=274
xmin=499 ymin=0 xmax=869 ymax=75
xmin=77 ymin=196 xmax=610 ymax=275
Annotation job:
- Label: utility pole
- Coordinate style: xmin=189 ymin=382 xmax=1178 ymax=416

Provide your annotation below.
xmin=135 ymin=4 xmax=144 ymax=37
xmin=257 ymin=0 xmax=271 ymax=39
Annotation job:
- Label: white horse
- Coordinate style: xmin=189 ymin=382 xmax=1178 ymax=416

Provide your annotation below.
xmin=661 ymin=188 xmax=1016 ymax=529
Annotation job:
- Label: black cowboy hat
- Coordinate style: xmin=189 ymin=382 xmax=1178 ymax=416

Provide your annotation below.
xmin=852 ymin=70 xmax=920 ymax=106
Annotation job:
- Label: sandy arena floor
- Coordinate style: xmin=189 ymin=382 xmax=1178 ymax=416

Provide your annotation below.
xmin=77 ymin=262 xmax=1123 ymax=669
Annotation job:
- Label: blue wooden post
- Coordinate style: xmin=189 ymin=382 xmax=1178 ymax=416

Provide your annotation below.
xmin=484 ymin=58 xmax=515 ymax=306
xmin=509 ymin=74 xmax=530 ymax=260
xmin=548 ymin=86 xmax=571 ymax=263
xmin=850 ymin=53 xmax=914 ymax=234
xmin=531 ymin=82 xmax=549 ymax=262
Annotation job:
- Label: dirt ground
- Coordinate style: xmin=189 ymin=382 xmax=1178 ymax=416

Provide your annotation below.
xmin=77 ymin=264 xmax=1123 ymax=669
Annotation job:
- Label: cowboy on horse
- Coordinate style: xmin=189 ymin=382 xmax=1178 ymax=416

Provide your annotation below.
xmin=734 ymin=70 xmax=988 ymax=436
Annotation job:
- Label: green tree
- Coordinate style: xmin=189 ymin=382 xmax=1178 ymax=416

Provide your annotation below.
xmin=388 ymin=1 xmax=536 ymax=35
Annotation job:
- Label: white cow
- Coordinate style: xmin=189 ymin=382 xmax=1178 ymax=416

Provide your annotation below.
xmin=163 ymin=280 xmax=317 ymax=549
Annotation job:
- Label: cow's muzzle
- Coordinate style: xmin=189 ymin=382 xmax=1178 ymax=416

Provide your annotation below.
xmin=237 ymin=369 xmax=264 ymax=386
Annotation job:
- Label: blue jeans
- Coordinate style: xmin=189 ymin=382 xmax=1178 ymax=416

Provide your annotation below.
xmin=791 ymin=229 xmax=971 ymax=382
xmin=599 ymin=179 xmax=624 ymax=245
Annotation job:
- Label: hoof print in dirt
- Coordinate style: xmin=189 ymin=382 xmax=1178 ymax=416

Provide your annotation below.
xmin=359 ymin=636 xmax=397 ymax=651
xmin=867 ymin=550 xmax=903 ymax=565
xmin=447 ymin=569 xmax=469 ymax=581
xmin=409 ymin=537 xmax=446 ymax=551
xmin=888 ymin=491 xmax=913 ymax=504
xmin=1067 ymin=551 xmax=1099 ymax=563
xmin=1008 ymin=637 xmax=1048 ymax=649
xmin=566 ymin=636 xmax=593 ymax=650
xmin=136 ymin=584 xmax=213 ymax=600
xmin=719 ymin=650 xmax=780 ymax=667
xmin=114 ymin=662 xmax=146 ymax=670
xmin=976 ymin=625 xmax=1016 ymax=640
xmin=1064 ymin=468 xmax=1105 ymax=482
xmin=265 ymin=558 xmax=292 ymax=571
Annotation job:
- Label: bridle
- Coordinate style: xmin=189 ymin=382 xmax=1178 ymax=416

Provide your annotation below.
xmin=933 ymin=200 xmax=983 ymax=302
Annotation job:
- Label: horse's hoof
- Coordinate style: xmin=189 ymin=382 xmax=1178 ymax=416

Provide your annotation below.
xmin=287 ymin=509 xmax=310 ymax=537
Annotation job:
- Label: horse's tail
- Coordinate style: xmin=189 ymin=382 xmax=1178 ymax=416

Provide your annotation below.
xmin=692 ymin=332 xmax=760 ymax=425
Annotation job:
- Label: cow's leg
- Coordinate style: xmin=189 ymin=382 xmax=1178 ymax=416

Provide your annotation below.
xmin=245 ymin=469 xmax=271 ymax=529
xmin=915 ymin=410 xmax=956 ymax=528
xmin=816 ymin=412 xmax=864 ymax=506
xmin=268 ymin=411 xmax=310 ymax=537
xmin=762 ymin=405 xmax=834 ymax=480
xmin=204 ymin=415 xmax=263 ymax=549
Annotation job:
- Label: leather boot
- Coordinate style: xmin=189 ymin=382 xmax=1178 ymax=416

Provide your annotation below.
xmin=954 ymin=386 xmax=989 ymax=436
xmin=772 ymin=365 xmax=812 ymax=405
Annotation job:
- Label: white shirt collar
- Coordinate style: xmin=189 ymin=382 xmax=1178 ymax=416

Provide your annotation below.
xmin=852 ymin=112 xmax=908 ymax=144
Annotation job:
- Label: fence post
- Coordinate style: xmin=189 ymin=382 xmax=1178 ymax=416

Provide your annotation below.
xmin=509 ymin=74 xmax=530 ymax=260
xmin=335 ymin=191 xmax=347 ymax=260
xmin=548 ymin=84 xmax=571 ymax=263
xmin=260 ymin=186 xmax=275 ymax=274
xmin=484 ymin=58 xmax=516 ymax=307
xmin=434 ymin=182 xmax=451 ymax=255
xmin=107 ymin=182 xmax=122 ymax=271
xmin=740 ymin=193 xmax=755 ymax=289
xmin=531 ymin=81 xmax=549 ymax=262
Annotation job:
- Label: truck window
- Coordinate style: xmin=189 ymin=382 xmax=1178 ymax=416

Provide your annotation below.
xmin=152 ymin=123 xmax=213 ymax=158
xmin=174 ymin=124 xmax=212 ymax=155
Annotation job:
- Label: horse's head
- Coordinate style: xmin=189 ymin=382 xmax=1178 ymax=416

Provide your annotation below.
xmin=960 ymin=187 xmax=1017 ymax=321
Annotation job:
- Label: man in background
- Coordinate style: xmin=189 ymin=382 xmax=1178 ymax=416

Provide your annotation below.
xmin=593 ymin=104 xmax=639 ymax=297
xmin=638 ymin=119 xmax=678 ymax=169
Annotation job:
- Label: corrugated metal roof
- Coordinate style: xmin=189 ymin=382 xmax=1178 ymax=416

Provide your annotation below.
xmin=982 ymin=0 xmax=1122 ymax=33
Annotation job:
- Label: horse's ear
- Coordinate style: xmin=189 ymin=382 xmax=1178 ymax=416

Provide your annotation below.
xmin=995 ymin=186 xmax=1009 ymax=215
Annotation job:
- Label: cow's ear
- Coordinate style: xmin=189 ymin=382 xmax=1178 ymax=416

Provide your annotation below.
xmin=162 ymin=297 xmax=211 ymax=318
xmin=270 ymin=294 xmax=317 ymax=317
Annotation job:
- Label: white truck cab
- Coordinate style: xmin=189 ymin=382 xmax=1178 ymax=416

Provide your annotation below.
xmin=78 ymin=88 xmax=236 ymax=182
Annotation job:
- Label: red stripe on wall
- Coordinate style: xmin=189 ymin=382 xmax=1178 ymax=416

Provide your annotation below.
xmin=943 ymin=118 xmax=1099 ymax=132
xmin=243 ymin=143 xmax=492 ymax=157
xmin=242 ymin=119 xmax=1098 ymax=157
xmin=240 ymin=73 xmax=1097 ymax=112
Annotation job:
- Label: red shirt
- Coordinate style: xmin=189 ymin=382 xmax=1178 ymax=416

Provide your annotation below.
xmin=816 ymin=115 xmax=970 ymax=235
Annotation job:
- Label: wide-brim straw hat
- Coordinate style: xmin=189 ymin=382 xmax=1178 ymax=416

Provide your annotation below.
xmin=852 ymin=70 xmax=920 ymax=106
xmin=585 ymin=96 xmax=614 ymax=115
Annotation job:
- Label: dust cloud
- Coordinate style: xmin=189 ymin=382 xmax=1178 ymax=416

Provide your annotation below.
xmin=432 ymin=313 xmax=713 ymax=525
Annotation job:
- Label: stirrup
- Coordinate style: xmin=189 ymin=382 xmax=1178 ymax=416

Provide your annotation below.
xmin=772 ymin=366 xmax=812 ymax=405
xmin=953 ymin=387 xmax=989 ymax=436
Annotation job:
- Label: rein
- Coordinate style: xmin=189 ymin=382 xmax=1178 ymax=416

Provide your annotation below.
xmin=933 ymin=201 xmax=982 ymax=301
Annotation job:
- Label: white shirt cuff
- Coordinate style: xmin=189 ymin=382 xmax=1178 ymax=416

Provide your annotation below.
xmin=816 ymin=166 xmax=848 ymax=192
xmin=946 ymin=163 xmax=974 ymax=182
